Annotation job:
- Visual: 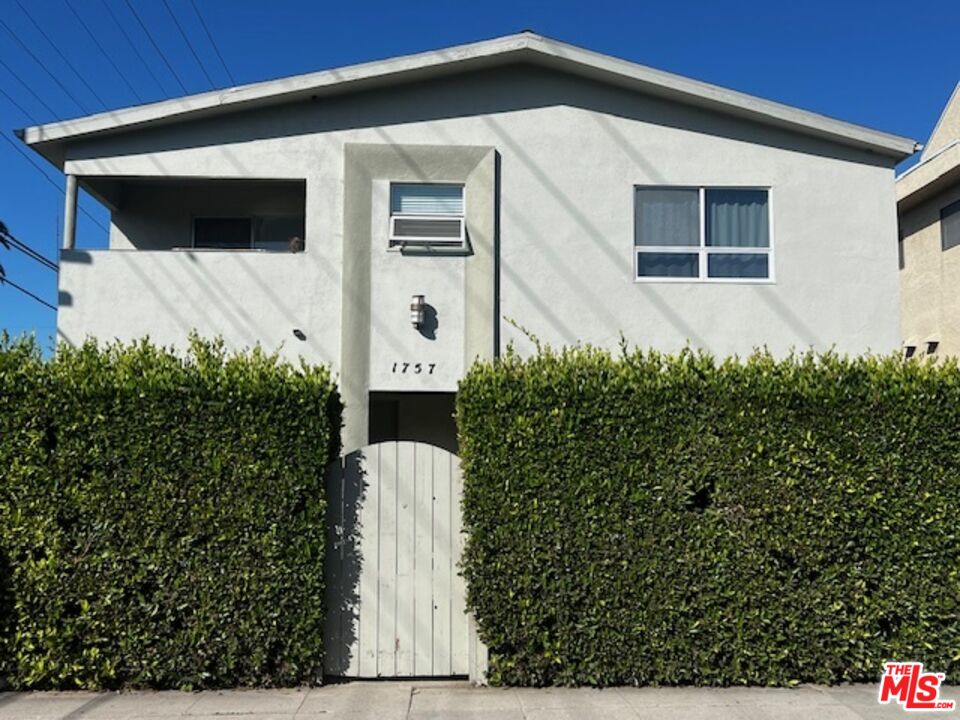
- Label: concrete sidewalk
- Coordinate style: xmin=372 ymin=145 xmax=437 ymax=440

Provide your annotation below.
xmin=0 ymin=681 xmax=953 ymax=719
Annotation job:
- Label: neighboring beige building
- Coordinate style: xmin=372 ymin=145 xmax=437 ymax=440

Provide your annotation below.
xmin=898 ymin=83 xmax=960 ymax=358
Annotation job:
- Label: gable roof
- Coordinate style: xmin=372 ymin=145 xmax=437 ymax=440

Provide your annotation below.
xmin=897 ymin=82 xmax=960 ymax=209
xmin=19 ymin=31 xmax=918 ymax=165
xmin=920 ymin=82 xmax=960 ymax=162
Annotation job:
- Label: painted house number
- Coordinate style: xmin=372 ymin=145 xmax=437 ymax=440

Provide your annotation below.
xmin=392 ymin=362 xmax=436 ymax=375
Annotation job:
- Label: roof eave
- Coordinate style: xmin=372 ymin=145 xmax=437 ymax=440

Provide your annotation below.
xmin=896 ymin=142 xmax=960 ymax=210
xmin=19 ymin=31 xmax=918 ymax=164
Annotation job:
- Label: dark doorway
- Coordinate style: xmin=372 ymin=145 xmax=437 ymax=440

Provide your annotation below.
xmin=368 ymin=392 xmax=458 ymax=454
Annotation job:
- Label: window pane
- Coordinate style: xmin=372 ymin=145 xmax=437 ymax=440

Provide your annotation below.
xmin=194 ymin=218 xmax=251 ymax=249
xmin=706 ymin=189 xmax=769 ymax=248
xmin=942 ymin=200 xmax=960 ymax=252
xmin=391 ymin=184 xmax=464 ymax=215
xmin=707 ymin=253 xmax=769 ymax=279
xmin=635 ymin=188 xmax=699 ymax=247
xmin=637 ymin=251 xmax=698 ymax=277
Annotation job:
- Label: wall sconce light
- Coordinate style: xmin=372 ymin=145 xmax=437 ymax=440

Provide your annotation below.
xmin=410 ymin=294 xmax=425 ymax=329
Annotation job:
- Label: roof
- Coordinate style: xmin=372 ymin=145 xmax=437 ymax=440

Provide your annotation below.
xmin=897 ymin=82 xmax=960 ymax=210
xmin=920 ymin=81 xmax=960 ymax=162
xmin=19 ymin=32 xmax=918 ymax=166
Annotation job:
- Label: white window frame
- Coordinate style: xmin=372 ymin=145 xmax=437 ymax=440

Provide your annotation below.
xmin=388 ymin=183 xmax=466 ymax=249
xmin=633 ymin=186 xmax=775 ymax=284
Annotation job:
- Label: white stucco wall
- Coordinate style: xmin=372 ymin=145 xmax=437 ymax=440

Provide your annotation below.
xmin=58 ymin=65 xmax=901 ymax=385
xmin=367 ymin=179 xmax=466 ymax=391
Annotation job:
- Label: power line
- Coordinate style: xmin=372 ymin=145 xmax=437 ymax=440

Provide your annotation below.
xmin=63 ymin=0 xmax=144 ymax=104
xmin=188 ymin=0 xmax=235 ymax=86
xmin=160 ymin=0 xmax=215 ymax=89
xmin=122 ymin=0 xmax=189 ymax=95
xmin=0 ymin=133 xmax=110 ymax=234
xmin=0 ymin=276 xmax=57 ymax=311
xmin=0 ymin=57 xmax=60 ymax=119
xmin=0 ymin=84 xmax=39 ymax=124
xmin=7 ymin=235 xmax=58 ymax=271
xmin=100 ymin=0 xmax=168 ymax=96
xmin=0 ymin=16 xmax=91 ymax=113
xmin=14 ymin=0 xmax=108 ymax=110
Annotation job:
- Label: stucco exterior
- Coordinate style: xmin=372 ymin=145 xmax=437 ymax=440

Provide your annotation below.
xmin=897 ymin=83 xmax=960 ymax=357
xmin=25 ymin=36 xmax=911 ymax=446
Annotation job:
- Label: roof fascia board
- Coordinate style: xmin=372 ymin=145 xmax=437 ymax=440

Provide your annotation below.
xmin=20 ymin=32 xmax=917 ymax=160
xmin=896 ymin=142 xmax=960 ymax=209
xmin=920 ymin=81 xmax=960 ymax=162
xmin=21 ymin=33 xmax=532 ymax=146
xmin=525 ymin=35 xmax=916 ymax=158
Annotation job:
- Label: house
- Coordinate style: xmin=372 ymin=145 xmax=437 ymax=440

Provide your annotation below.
xmin=897 ymin=83 xmax=960 ymax=358
xmin=20 ymin=32 xmax=917 ymax=452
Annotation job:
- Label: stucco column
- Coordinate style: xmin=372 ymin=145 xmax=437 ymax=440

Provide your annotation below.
xmin=63 ymin=174 xmax=78 ymax=250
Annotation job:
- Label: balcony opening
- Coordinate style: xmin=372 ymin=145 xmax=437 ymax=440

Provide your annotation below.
xmin=82 ymin=177 xmax=307 ymax=252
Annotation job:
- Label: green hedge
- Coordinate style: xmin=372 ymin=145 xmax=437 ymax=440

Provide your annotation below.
xmin=0 ymin=336 xmax=341 ymax=689
xmin=457 ymin=346 xmax=960 ymax=686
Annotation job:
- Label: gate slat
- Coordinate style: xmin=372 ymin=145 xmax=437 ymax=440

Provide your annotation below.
xmin=377 ymin=442 xmax=398 ymax=676
xmin=432 ymin=447 xmax=453 ymax=675
xmin=357 ymin=444 xmax=380 ymax=677
xmin=342 ymin=453 xmax=362 ymax=677
xmin=413 ymin=441 xmax=434 ymax=675
xmin=395 ymin=442 xmax=416 ymax=675
xmin=450 ymin=454 xmax=469 ymax=672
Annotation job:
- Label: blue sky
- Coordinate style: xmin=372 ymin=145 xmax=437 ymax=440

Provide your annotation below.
xmin=1 ymin=0 xmax=958 ymax=348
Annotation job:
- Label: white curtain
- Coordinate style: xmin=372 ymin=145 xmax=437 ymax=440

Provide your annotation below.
xmin=635 ymin=188 xmax=699 ymax=247
xmin=706 ymin=190 xmax=769 ymax=247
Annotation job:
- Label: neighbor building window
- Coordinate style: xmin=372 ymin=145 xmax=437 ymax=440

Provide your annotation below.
xmin=389 ymin=183 xmax=465 ymax=247
xmin=941 ymin=199 xmax=960 ymax=252
xmin=192 ymin=216 xmax=305 ymax=251
xmin=634 ymin=187 xmax=772 ymax=281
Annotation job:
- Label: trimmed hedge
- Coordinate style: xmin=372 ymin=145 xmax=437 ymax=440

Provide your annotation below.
xmin=458 ymin=346 xmax=960 ymax=686
xmin=0 ymin=335 xmax=341 ymax=689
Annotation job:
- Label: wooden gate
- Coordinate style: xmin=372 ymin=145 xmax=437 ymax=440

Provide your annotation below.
xmin=323 ymin=441 xmax=483 ymax=678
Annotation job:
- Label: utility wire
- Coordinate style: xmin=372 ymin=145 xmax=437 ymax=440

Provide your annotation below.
xmin=7 ymin=235 xmax=58 ymax=271
xmin=160 ymin=0 xmax=215 ymax=89
xmin=100 ymin=0 xmax=168 ymax=96
xmin=122 ymin=0 xmax=189 ymax=94
xmin=14 ymin=0 xmax=108 ymax=110
xmin=188 ymin=0 xmax=235 ymax=86
xmin=0 ymin=16 xmax=91 ymax=113
xmin=0 ymin=275 xmax=57 ymax=311
xmin=1 ymin=133 xmax=110 ymax=234
xmin=0 ymin=57 xmax=60 ymax=119
xmin=0 ymin=84 xmax=39 ymax=124
xmin=63 ymin=0 xmax=144 ymax=103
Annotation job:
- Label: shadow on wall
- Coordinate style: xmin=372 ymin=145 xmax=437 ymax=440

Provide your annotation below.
xmin=68 ymin=64 xmax=892 ymax=168
xmin=323 ymin=449 xmax=366 ymax=677
xmin=418 ymin=304 xmax=438 ymax=341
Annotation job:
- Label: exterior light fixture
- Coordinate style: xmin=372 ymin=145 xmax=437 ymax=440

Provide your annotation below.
xmin=410 ymin=294 xmax=425 ymax=329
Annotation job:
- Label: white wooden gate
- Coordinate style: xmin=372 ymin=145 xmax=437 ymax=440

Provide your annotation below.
xmin=324 ymin=441 xmax=483 ymax=678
